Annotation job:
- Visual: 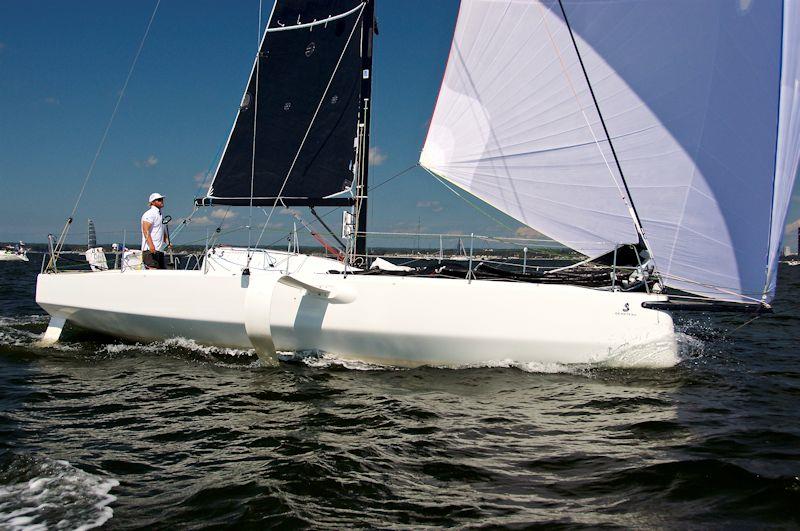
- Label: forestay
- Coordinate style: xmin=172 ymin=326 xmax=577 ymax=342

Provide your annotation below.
xmin=201 ymin=0 xmax=366 ymax=208
xmin=421 ymin=0 xmax=800 ymax=304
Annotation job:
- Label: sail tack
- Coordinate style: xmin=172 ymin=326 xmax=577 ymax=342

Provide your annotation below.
xmin=421 ymin=0 xmax=800 ymax=303
xmin=202 ymin=0 xmax=366 ymax=207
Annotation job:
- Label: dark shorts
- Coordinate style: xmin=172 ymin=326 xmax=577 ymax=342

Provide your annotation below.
xmin=143 ymin=250 xmax=166 ymax=269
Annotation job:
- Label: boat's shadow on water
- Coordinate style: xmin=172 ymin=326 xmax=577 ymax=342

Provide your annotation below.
xmin=1 ymin=266 xmax=799 ymax=528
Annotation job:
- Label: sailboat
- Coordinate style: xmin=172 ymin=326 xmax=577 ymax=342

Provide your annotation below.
xmin=782 ymin=228 xmax=800 ymax=266
xmin=84 ymin=219 xmax=109 ymax=272
xmin=36 ymin=0 xmax=799 ymax=368
xmin=1 ymin=242 xmax=29 ymax=262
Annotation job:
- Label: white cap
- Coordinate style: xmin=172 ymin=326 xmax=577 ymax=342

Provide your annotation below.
xmin=148 ymin=193 xmax=165 ymax=203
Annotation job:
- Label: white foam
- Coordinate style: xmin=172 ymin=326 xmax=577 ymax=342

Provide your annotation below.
xmin=0 ymin=315 xmax=49 ymax=327
xmin=279 ymin=351 xmax=397 ymax=371
xmin=281 ymin=352 xmax=587 ymax=374
xmin=0 ymin=455 xmax=118 ymax=531
xmin=101 ymin=337 xmax=254 ymax=358
xmin=97 ymin=337 xmax=261 ymax=370
xmin=0 ymin=315 xmax=81 ymax=352
xmin=597 ymin=335 xmax=682 ymax=369
xmin=457 ymin=358 xmax=587 ymax=374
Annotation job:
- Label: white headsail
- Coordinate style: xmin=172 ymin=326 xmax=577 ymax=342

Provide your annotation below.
xmin=421 ymin=0 xmax=800 ymax=304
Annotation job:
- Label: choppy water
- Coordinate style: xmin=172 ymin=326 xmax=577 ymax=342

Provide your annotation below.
xmin=1 ymin=255 xmax=799 ymax=529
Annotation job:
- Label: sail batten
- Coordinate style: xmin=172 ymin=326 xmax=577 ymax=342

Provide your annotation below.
xmin=421 ymin=0 xmax=799 ymax=304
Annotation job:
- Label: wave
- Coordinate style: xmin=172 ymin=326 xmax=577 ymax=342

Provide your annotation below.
xmin=0 ymin=453 xmax=118 ymax=531
xmin=97 ymin=337 xmax=261 ymax=369
xmin=0 ymin=314 xmax=81 ymax=352
xmin=101 ymin=337 xmax=255 ymax=358
xmin=278 ymin=350 xmax=397 ymax=371
xmin=0 ymin=316 xmax=48 ymax=327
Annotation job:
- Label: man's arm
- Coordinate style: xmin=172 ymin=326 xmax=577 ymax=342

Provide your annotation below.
xmin=142 ymin=220 xmax=156 ymax=253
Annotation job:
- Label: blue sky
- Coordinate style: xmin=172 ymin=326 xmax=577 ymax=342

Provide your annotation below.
xmin=1 ymin=0 xmax=799 ymax=252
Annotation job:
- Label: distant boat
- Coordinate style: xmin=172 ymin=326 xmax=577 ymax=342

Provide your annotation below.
xmin=0 ymin=242 xmax=28 ymax=262
xmin=84 ymin=219 xmax=109 ymax=272
xmin=36 ymin=0 xmax=799 ymax=368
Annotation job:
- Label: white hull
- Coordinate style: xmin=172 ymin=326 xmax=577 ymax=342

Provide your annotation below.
xmin=0 ymin=253 xmax=28 ymax=262
xmin=36 ymin=250 xmax=678 ymax=368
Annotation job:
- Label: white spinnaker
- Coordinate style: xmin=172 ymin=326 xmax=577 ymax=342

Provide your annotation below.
xmin=421 ymin=0 xmax=799 ymax=303
xmin=768 ymin=0 xmax=800 ymax=300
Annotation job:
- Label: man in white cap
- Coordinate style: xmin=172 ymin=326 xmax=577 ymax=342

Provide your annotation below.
xmin=141 ymin=192 xmax=170 ymax=269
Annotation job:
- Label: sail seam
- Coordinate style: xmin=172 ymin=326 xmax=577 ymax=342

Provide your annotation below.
xmin=530 ymin=1 xmax=638 ymax=249
xmin=424 ymin=167 xmax=532 ymax=234
xmin=550 ymin=0 xmax=650 ymax=254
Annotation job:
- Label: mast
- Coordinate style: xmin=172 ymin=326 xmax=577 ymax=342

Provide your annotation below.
xmin=354 ymin=0 xmax=375 ymax=260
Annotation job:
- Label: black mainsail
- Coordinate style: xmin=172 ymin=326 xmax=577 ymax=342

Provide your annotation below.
xmin=198 ymin=0 xmax=370 ymax=208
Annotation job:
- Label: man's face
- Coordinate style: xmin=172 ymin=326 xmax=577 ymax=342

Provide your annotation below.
xmin=152 ymin=198 xmax=164 ymax=208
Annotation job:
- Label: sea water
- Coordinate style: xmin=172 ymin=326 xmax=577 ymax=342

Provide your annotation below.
xmin=1 ymin=256 xmax=798 ymax=528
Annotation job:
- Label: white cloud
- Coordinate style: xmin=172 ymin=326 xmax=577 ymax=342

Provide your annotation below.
xmin=211 ymin=209 xmax=236 ymax=220
xmin=192 ymin=215 xmax=213 ymax=225
xmin=369 ymin=146 xmax=387 ymax=166
xmin=416 ymin=200 xmax=443 ymax=213
xmin=786 ymin=218 xmax=800 ymax=234
xmin=43 ymin=96 xmax=59 ymax=105
xmin=192 ymin=209 xmax=237 ymax=226
xmin=135 ymin=155 xmax=159 ymax=168
xmin=391 ymin=220 xmax=426 ymax=232
xmin=193 ymin=171 xmax=211 ymax=191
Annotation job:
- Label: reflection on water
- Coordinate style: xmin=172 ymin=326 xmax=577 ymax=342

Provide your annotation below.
xmin=0 ymin=257 xmax=798 ymax=528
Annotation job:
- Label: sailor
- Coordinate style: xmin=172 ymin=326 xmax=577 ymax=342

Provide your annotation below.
xmin=141 ymin=192 xmax=170 ymax=269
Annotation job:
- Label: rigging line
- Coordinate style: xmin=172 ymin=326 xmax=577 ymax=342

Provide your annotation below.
xmin=247 ymin=0 xmax=265 ymax=258
xmin=193 ymin=137 xmax=227 ymax=199
xmin=206 ymin=206 xmax=232 ymax=249
xmin=553 ymin=0 xmax=649 ymax=250
xmin=658 ymin=271 xmax=766 ymax=305
xmin=367 ymin=163 xmax=419 ymax=193
xmin=261 ymin=207 xmax=341 ymax=251
xmin=248 ymin=4 xmax=366 ymax=264
xmin=310 ymin=207 xmax=347 ymax=250
xmin=54 ymin=0 xmax=161 ymax=258
xmin=423 ymin=167 xmax=516 ymax=233
xmin=169 ymin=206 xmax=199 ymax=243
xmin=722 ymin=313 xmax=763 ymax=339
xmin=172 ymin=135 xmax=227 ymax=244
xmin=535 ymin=1 xmax=648 ymax=252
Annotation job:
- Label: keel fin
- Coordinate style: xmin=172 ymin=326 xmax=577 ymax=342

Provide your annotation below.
xmin=39 ymin=316 xmax=66 ymax=346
